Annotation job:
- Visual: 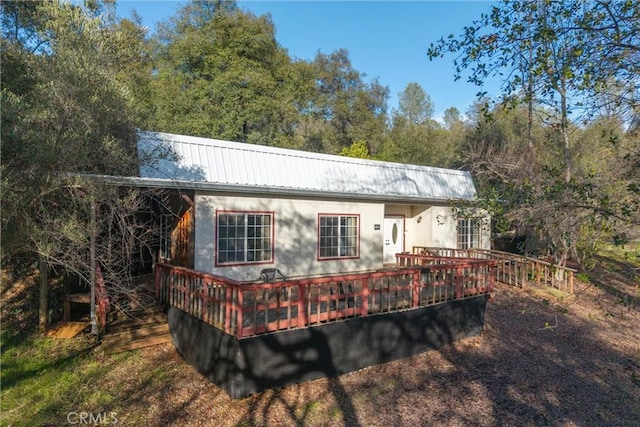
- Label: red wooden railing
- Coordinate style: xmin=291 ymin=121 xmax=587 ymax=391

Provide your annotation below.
xmin=412 ymin=246 xmax=576 ymax=293
xmin=156 ymin=259 xmax=496 ymax=339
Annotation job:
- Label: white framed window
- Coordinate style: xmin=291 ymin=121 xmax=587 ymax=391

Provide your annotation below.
xmin=318 ymin=214 xmax=359 ymax=259
xmin=457 ymin=218 xmax=481 ymax=249
xmin=217 ymin=211 xmax=273 ymax=265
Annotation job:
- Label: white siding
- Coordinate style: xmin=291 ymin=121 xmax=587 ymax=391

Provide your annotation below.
xmin=195 ymin=193 xmax=384 ymax=282
xmin=430 ymin=206 xmax=459 ymax=248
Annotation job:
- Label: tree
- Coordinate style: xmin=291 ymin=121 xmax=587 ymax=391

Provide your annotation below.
xmin=339 ymin=140 xmax=371 ymax=159
xmin=1 ymin=0 xmax=162 ymax=331
xmin=428 ymin=0 xmax=640 ymax=267
xmin=150 ymin=1 xmax=305 ymax=147
xmin=299 ymin=48 xmax=389 ymax=154
xmin=397 ymin=82 xmax=434 ymax=125
xmin=443 ymin=107 xmax=462 ymax=129
xmin=378 ymin=84 xmax=456 ymax=167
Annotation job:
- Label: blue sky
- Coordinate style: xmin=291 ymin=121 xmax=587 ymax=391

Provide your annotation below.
xmin=115 ymin=1 xmax=500 ymax=121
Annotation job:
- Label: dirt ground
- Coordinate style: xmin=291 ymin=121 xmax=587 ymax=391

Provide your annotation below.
xmin=103 ymin=271 xmax=640 ymax=427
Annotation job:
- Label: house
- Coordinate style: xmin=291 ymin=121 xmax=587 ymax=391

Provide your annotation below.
xmin=135 ymin=131 xmax=490 ymax=281
xmin=93 ymin=131 xmax=497 ymax=398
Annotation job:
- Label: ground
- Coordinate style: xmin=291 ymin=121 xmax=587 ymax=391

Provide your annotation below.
xmin=2 ymin=248 xmax=639 ymax=426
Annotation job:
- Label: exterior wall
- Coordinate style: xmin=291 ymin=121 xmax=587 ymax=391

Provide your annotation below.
xmin=429 ymin=206 xmax=459 ymax=248
xmin=429 ymin=206 xmax=492 ymax=250
xmin=384 ymin=205 xmax=491 ymax=251
xmin=194 ymin=193 xmax=385 ymax=282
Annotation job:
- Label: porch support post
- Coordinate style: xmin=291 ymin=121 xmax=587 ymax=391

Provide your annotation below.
xmin=90 ymin=198 xmax=97 ymax=336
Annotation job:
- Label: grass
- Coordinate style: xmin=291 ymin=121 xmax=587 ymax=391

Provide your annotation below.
xmin=2 ymin=332 xmax=103 ymax=426
xmin=595 ymin=241 xmax=640 ymax=270
xmin=0 ymin=328 xmax=178 ymax=427
xmin=0 ymin=263 xmax=144 ymax=427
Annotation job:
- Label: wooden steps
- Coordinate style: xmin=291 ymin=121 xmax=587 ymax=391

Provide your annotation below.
xmin=99 ymin=307 xmax=172 ymax=354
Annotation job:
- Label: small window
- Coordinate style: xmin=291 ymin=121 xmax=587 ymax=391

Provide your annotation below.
xmin=318 ymin=214 xmax=359 ymax=259
xmin=457 ymin=218 xmax=481 ymax=249
xmin=217 ymin=211 xmax=273 ymax=265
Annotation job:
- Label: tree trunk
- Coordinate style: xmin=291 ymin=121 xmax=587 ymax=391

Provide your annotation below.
xmin=38 ymin=255 xmax=48 ymax=332
xmin=560 ymin=77 xmax=572 ymax=183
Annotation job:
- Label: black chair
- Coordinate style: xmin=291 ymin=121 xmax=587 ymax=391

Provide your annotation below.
xmin=259 ymin=268 xmax=286 ymax=283
xmin=259 ymin=268 xmax=287 ymax=301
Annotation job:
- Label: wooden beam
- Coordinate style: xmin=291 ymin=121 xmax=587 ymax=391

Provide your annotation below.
xmin=181 ymin=194 xmax=195 ymax=208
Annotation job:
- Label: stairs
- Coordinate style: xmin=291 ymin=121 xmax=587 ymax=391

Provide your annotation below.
xmin=99 ymin=307 xmax=172 ymax=354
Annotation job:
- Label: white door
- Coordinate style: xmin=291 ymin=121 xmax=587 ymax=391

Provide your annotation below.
xmin=383 ymin=217 xmax=405 ymax=264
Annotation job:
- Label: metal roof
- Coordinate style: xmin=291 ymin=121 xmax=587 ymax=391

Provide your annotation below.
xmin=137 ymin=131 xmax=477 ymax=203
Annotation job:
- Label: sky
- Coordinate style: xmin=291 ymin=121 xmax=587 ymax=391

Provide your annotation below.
xmin=115 ymin=1 xmax=500 ymax=121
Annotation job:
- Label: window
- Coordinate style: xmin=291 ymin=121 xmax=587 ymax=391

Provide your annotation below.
xmin=217 ymin=211 xmax=273 ymax=265
xmin=318 ymin=214 xmax=359 ymax=259
xmin=457 ymin=218 xmax=481 ymax=249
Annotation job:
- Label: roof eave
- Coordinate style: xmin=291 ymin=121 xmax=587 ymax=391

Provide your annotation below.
xmin=90 ymin=175 xmax=477 ymax=206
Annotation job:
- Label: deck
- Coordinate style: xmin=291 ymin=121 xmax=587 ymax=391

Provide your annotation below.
xmin=155 ymin=255 xmax=497 ymax=339
xmin=155 ymin=249 xmax=576 ymax=398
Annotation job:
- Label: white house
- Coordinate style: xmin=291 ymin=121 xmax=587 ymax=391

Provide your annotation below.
xmin=133 ymin=131 xmax=490 ymax=282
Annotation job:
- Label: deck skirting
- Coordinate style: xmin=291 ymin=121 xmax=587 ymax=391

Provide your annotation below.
xmin=168 ymin=294 xmax=489 ymax=398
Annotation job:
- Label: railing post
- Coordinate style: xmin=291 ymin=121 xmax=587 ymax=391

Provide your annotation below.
xmin=568 ymin=271 xmax=574 ymax=294
xmin=412 ymin=270 xmax=420 ymax=308
xmin=201 ymin=278 xmax=207 ymax=322
xmin=298 ymin=284 xmax=308 ymax=328
xmin=455 ymin=267 xmax=463 ymax=299
xmin=169 ymin=270 xmax=175 ymax=307
xmin=225 ymin=286 xmax=232 ymax=335
xmin=182 ymin=274 xmax=188 ymax=313
xmin=489 ymin=261 xmax=496 ymax=293
xmin=361 ymin=278 xmax=369 ymax=317
xmin=236 ymin=288 xmax=244 ymax=339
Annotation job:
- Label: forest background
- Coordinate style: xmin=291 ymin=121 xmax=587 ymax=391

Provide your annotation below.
xmin=2 ymin=0 xmax=639 ymax=325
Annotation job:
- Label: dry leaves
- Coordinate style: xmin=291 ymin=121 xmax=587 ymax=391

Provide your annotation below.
xmin=108 ymin=279 xmax=640 ymax=426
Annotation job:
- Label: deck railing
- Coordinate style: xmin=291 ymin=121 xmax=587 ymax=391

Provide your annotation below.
xmin=412 ymin=247 xmax=576 ymax=293
xmin=156 ymin=260 xmax=496 ymax=339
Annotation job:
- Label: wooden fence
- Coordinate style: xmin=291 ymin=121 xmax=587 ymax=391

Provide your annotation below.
xmin=156 ymin=260 xmax=496 ymax=339
xmin=412 ymin=247 xmax=576 ymax=293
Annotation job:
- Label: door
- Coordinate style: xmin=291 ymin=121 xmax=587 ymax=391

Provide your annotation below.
xmin=383 ymin=216 xmax=405 ymax=264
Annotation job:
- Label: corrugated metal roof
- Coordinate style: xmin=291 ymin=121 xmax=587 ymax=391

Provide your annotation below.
xmin=138 ymin=131 xmax=477 ymax=202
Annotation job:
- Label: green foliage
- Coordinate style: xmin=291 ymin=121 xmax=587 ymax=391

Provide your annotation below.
xmin=303 ymin=48 xmax=389 ymax=154
xmin=376 ymin=82 xmax=460 ymax=168
xmin=397 ymin=82 xmax=434 ymax=125
xmin=429 ymin=0 xmax=640 ymax=266
xmin=339 ymin=140 xmax=371 ymax=159
xmin=1 ymin=1 xmax=164 ymax=317
xmin=150 ymin=2 xmax=312 ymax=148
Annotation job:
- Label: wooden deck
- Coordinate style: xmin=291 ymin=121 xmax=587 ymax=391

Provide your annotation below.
xmin=156 ymin=255 xmax=496 ymax=339
xmin=99 ymin=307 xmax=171 ymax=354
